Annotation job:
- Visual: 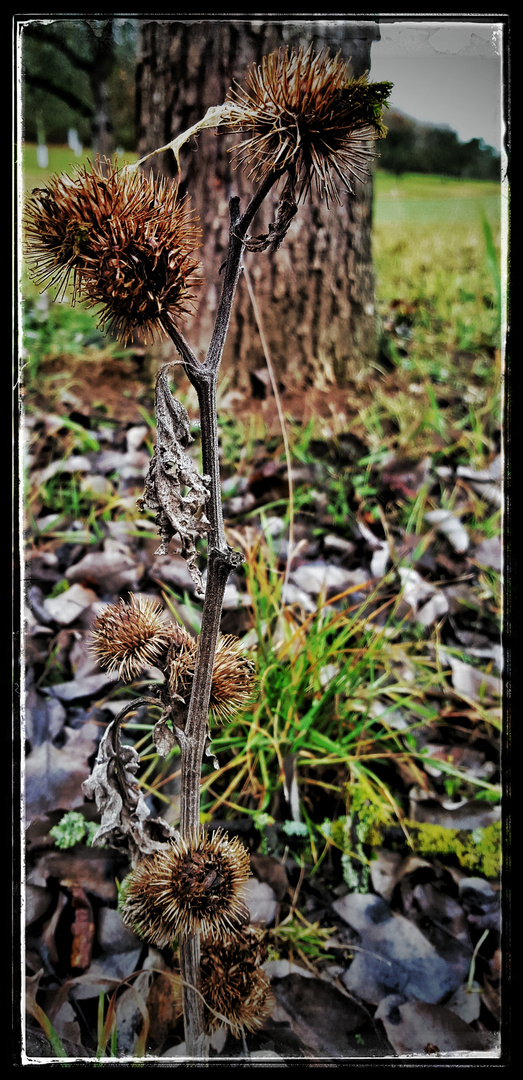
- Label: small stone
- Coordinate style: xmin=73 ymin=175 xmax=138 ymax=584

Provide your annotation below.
xmin=290 ymin=561 xmax=358 ymax=596
xmin=126 ymin=425 xmax=149 ymax=452
xmin=43 ymin=583 xmax=99 ymax=626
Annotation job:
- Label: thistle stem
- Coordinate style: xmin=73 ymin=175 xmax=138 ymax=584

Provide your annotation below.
xmin=167 ymin=175 xmax=279 ymax=1061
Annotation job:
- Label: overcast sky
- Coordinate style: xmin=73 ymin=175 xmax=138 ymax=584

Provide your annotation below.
xmin=369 ymin=19 xmax=505 ymax=152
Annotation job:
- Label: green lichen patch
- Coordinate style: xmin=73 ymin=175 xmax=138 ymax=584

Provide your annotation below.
xmin=404 ymin=818 xmax=501 ymax=879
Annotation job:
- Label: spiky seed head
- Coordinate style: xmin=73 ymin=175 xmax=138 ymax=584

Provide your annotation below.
xmin=165 ymin=625 xmax=198 ymax=702
xmin=201 ymin=927 xmax=272 ymax=1038
xmin=24 ymin=158 xmax=203 ymax=344
xmin=120 ymin=830 xmax=252 ymax=945
xmin=167 ymin=633 xmax=255 ymax=723
xmin=223 ymin=45 xmax=393 ymax=204
xmin=208 ymin=636 xmax=256 ymax=723
xmin=90 ymin=594 xmax=173 ymax=682
xmin=91 ymin=593 xmax=255 ymax=712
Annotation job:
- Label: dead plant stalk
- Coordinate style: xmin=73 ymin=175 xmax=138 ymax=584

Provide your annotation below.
xmin=166 ymin=175 xmax=281 ymax=1055
xmin=24 ymin=47 xmax=392 ymax=1062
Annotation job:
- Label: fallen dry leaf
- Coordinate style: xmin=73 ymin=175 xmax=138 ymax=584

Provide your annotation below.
xmin=243 ymin=879 xmax=278 ymax=927
xmin=42 ymin=583 xmax=99 ymax=627
xmin=66 ymin=538 xmax=142 ymax=593
xmin=408 ymin=791 xmax=501 ymax=830
xmin=27 ymin=845 xmax=125 ymax=903
xmin=375 ymin=994 xmax=487 ymax=1055
xmin=425 ymin=509 xmax=469 ymax=554
xmin=114 ymin=970 xmax=152 ymax=1056
xmin=399 ymin=879 xmax=471 ymax=984
xmin=369 ymin=850 xmax=432 ymax=903
xmin=250 ymin=853 xmax=289 ymax=902
xmin=25 ymin=720 xmax=100 ymax=822
xmin=270 ymin=972 xmax=379 ymax=1058
xmin=65 ymin=883 xmax=95 ymax=971
xmin=146 ymin=970 xmax=183 ymax=1049
xmin=439 ymin=653 xmax=501 ymax=701
xmin=334 ymin=892 xmax=463 ymax=1005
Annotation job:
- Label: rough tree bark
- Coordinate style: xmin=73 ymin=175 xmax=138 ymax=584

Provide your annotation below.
xmin=135 ymin=18 xmax=381 ymax=391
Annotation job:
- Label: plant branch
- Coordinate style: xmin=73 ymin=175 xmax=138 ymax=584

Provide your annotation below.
xmin=166 ymin=180 xmax=283 ymax=842
xmin=179 ymin=933 xmax=207 ymax=1064
xmin=201 ymin=168 xmax=283 ymax=379
xmin=165 ymin=180 xmax=281 ymax=1060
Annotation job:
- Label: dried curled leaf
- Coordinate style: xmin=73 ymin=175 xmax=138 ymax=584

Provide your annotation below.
xmin=81 ymin=700 xmax=176 ymax=865
xmin=127 ymin=103 xmax=233 ymax=176
xmin=139 ymin=365 xmax=210 ymax=597
xmin=153 ymin=714 xmax=181 ymax=756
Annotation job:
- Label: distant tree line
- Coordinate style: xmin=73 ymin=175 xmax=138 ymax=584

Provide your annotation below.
xmin=378 ymin=109 xmax=501 ymax=181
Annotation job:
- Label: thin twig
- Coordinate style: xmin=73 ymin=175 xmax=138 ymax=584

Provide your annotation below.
xmin=243 ymin=265 xmax=296 ymax=596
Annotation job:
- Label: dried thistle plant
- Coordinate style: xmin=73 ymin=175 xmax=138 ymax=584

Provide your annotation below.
xmin=25 ymin=42 xmax=391 ymax=1060
xmin=223 ymin=44 xmax=392 ymax=203
xmin=90 ymin=593 xmax=173 ymax=682
xmin=201 ymin=927 xmax=272 ymax=1038
xmin=167 ymin=632 xmax=255 ymax=724
xmin=91 ymin=595 xmax=255 ymax=726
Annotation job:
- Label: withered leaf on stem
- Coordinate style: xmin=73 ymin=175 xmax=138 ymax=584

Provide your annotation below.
xmin=139 ymin=365 xmax=210 ymax=597
xmin=153 ymin=716 xmax=179 ymax=757
xmin=241 ymin=170 xmax=298 ymax=252
xmin=82 ymin=700 xmax=176 ymax=865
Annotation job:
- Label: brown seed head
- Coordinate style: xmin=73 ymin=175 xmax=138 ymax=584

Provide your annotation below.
xmin=167 ymin=632 xmax=255 ymax=723
xmin=223 ymin=45 xmax=391 ymax=203
xmin=91 ymin=594 xmax=173 ymax=682
xmin=120 ymin=830 xmax=251 ymax=945
xmin=201 ymin=927 xmax=272 ymax=1038
xmin=24 ymin=159 xmax=203 ymax=343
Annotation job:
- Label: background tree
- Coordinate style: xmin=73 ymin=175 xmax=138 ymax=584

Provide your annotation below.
xmin=21 ymin=19 xmax=138 ymax=157
xmin=136 ymin=18 xmax=382 ymax=391
xmin=378 ymin=110 xmax=500 ymax=180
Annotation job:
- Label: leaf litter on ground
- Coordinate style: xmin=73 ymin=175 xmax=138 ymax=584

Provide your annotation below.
xmin=21 ymin=352 xmax=503 ymax=1061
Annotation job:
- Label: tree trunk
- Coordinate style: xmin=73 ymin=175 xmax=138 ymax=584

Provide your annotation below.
xmin=136 ymin=18 xmax=381 ymax=390
xmin=85 ymin=21 xmax=115 ymax=161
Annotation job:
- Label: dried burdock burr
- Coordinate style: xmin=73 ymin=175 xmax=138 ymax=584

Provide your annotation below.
xmin=24 ymin=158 xmax=203 ymax=343
xmin=223 ymin=44 xmax=392 ymax=204
xmin=90 ymin=594 xmax=174 ymax=682
xmin=91 ymin=596 xmax=255 ymax=721
xmin=167 ymin=630 xmax=255 ymax=723
xmin=201 ymin=927 xmax=272 ymax=1038
xmin=120 ymin=829 xmax=251 ymax=945
xmin=27 ymin=44 xmax=391 ymax=1060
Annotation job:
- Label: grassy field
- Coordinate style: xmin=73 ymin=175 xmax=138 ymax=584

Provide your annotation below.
xmin=373 ymin=172 xmax=502 ymax=325
xmin=374 ymin=170 xmax=501 ymax=227
xmin=20 ymin=146 xmax=503 ymax=538
xmin=20 ymin=142 xmax=137 ymax=194
xmin=20 ymin=150 xmax=503 ymax=434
